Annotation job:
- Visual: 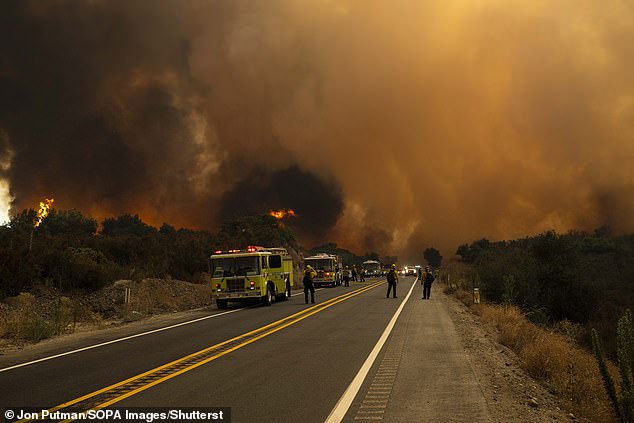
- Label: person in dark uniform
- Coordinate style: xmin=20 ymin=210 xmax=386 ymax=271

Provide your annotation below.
xmin=342 ymin=266 xmax=351 ymax=287
xmin=422 ymin=266 xmax=435 ymax=299
xmin=352 ymin=265 xmax=358 ymax=282
xmin=359 ymin=267 xmax=366 ymax=282
xmin=386 ymin=264 xmax=398 ymax=298
xmin=303 ymin=265 xmax=317 ymax=304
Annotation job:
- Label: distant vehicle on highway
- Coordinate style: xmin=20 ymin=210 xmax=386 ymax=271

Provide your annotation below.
xmin=209 ymin=246 xmax=293 ymax=309
xmin=362 ymin=260 xmax=382 ymax=277
xmin=305 ymin=253 xmax=342 ymax=287
xmin=401 ymin=265 xmax=416 ymax=276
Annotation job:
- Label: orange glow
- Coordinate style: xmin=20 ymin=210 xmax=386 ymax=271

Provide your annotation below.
xmin=34 ymin=198 xmax=54 ymax=227
xmin=269 ymin=209 xmax=297 ymax=219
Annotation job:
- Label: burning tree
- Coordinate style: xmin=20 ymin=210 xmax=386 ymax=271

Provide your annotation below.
xmin=29 ymin=198 xmax=54 ymax=251
xmin=269 ymin=209 xmax=297 ymax=219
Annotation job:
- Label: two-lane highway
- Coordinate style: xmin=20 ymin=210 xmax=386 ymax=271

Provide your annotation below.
xmin=0 ymin=278 xmax=419 ymax=422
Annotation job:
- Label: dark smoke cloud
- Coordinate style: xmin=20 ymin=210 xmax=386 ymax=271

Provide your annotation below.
xmin=592 ymin=184 xmax=634 ymax=234
xmin=0 ymin=1 xmax=211 ymax=227
xmin=1 ymin=0 xmax=633 ymax=262
xmin=219 ymin=166 xmax=344 ymax=243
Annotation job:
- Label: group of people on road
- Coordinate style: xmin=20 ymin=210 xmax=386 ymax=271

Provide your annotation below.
xmin=343 ymin=265 xmax=365 ymax=284
xmin=302 ymin=262 xmax=436 ymax=304
xmin=386 ymin=264 xmax=436 ymax=299
xmin=303 ymin=264 xmax=365 ymax=303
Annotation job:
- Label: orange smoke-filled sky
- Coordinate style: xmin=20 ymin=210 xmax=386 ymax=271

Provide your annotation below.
xmin=1 ymin=0 xmax=633 ymax=261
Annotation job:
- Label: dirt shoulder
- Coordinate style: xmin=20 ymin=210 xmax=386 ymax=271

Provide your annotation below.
xmin=440 ymin=287 xmax=584 ymax=422
xmin=0 ymin=305 xmax=220 ymax=368
xmin=0 ymin=278 xmax=217 ymax=355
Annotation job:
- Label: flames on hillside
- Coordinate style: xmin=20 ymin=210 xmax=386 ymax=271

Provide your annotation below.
xmin=34 ymin=198 xmax=54 ymax=227
xmin=269 ymin=209 xmax=297 ymax=219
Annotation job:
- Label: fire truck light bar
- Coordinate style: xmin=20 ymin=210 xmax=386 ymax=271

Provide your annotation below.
xmin=213 ymin=246 xmax=267 ymax=255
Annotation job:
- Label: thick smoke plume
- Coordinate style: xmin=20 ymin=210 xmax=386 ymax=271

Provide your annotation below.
xmin=1 ymin=0 xmax=633 ymax=261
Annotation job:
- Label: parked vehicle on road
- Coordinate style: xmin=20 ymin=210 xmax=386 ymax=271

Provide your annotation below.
xmin=210 ymin=246 xmax=293 ymax=309
xmin=305 ymin=253 xmax=342 ymax=287
xmin=362 ymin=260 xmax=382 ymax=277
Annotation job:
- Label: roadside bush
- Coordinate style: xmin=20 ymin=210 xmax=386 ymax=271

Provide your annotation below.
xmin=41 ymin=247 xmax=123 ymax=290
xmin=477 ymin=303 xmax=614 ymax=421
xmin=3 ymin=293 xmax=80 ymax=342
xmin=458 ymin=230 xmax=633 ymax=359
xmin=4 ymin=293 xmax=53 ymax=342
xmin=593 ymin=309 xmax=634 ymax=423
xmin=0 ymin=249 xmax=38 ymax=298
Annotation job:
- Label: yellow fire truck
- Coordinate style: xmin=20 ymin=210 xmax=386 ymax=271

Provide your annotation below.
xmin=209 ymin=246 xmax=294 ymax=309
xmin=305 ymin=253 xmax=342 ymax=287
xmin=362 ymin=260 xmax=382 ymax=277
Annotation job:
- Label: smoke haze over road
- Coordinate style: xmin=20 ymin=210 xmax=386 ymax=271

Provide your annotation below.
xmin=1 ymin=0 xmax=633 ymax=260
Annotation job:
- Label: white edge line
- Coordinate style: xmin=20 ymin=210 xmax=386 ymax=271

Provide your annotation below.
xmin=324 ymin=277 xmax=418 ymax=423
xmin=0 ymin=286 xmax=329 ymax=373
xmin=0 ymin=308 xmax=245 ymax=373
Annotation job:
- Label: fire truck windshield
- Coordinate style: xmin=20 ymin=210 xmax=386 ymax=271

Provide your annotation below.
xmin=211 ymin=256 xmax=260 ymax=277
xmin=306 ymin=258 xmax=334 ymax=271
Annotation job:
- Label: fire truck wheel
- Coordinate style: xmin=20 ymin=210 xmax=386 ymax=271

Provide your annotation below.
xmin=216 ymin=299 xmax=228 ymax=309
xmin=262 ymin=284 xmax=274 ymax=306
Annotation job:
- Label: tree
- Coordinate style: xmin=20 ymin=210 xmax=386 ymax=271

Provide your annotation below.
xmin=8 ymin=209 xmax=37 ymax=234
xmin=215 ymin=215 xmax=296 ymax=249
xmin=383 ymin=256 xmax=398 ymax=266
xmin=361 ymin=252 xmax=380 ymax=262
xmin=424 ymin=247 xmax=443 ymax=268
xmin=159 ymin=223 xmax=176 ymax=235
xmin=40 ymin=209 xmax=97 ymax=236
xmin=592 ymin=309 xmax=634 ymax=423
xmin=456 ymin=238 xmax=490 ymax=263
xmin=309 ymin=242 xmax=339 ymax=255
xmin=101 ymin=214 xmax=156 ymax=236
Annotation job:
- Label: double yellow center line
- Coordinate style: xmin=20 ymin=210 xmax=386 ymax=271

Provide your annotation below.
xmin=22 ymin=281 xmax=383 ymax=422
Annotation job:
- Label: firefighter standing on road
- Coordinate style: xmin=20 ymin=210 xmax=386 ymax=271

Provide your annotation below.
xmin=422 ymin=266 xmax=435 ymax=299
xmin=352 ymin=265 xmax=358 ymax=282
xmin=303 ymin=265 xmax=317 ymax=304
xmin=386 ymin=264 xmax=398 ymax=298
xmin=359 ymin=267 xmax=366 ymax=282
xmin=342 ymin=266 xmax=352 ymax=287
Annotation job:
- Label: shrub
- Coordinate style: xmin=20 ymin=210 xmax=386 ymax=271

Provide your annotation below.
xmin=5 ymin=293 xmax=53 ymax=342
xmin=478 ymin=303 xmax=613 ymax=421
xmin=593 ymin=309 xmax=634 ymax=422
xmin=42 ymin=247 xmax=123 ymax=290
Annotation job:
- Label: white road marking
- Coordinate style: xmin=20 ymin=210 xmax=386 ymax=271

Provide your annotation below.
xmin=0 ymin=286 xmax=330 ymax=373
xmin=0 ymin=308 xmax=248 ymax=373
xmin=324 ymin=278 xmax=417 ymax=423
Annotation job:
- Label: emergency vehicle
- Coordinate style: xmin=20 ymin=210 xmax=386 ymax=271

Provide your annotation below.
xmin=304 ymin=253 xmax=342 ymax=287
xmin=209 ymin=246 xmax=294 ymax=309
xmin=401 ymin=265 xmax=416 ymax=276
xmin=362 ymin=260 xmax=382 ymax=277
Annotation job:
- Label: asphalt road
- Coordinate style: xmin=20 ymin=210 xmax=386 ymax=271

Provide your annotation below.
xmin=0 ymin=277 xmax=491 ymax=422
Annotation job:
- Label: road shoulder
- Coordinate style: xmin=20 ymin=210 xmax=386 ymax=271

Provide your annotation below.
xmin=441 ymin=287 xmax=576 ymax=422
xmin=345 ymin=283 xmax=575 ymax=422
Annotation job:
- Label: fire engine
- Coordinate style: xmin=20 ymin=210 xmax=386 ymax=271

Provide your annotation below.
xmin=209 ymin=246 xmax=294 ymax=309
xmin=304 ymin=253 xmax=342 ymax=287
xmin=362 ymin=260 xmax=382 ymax=277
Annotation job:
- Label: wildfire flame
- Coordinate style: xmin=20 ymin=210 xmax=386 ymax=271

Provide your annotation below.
xmin=269 ymin=209 xmax=297 ymax=219
xmin=34 ymin=198 xmax=54 ymax=227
